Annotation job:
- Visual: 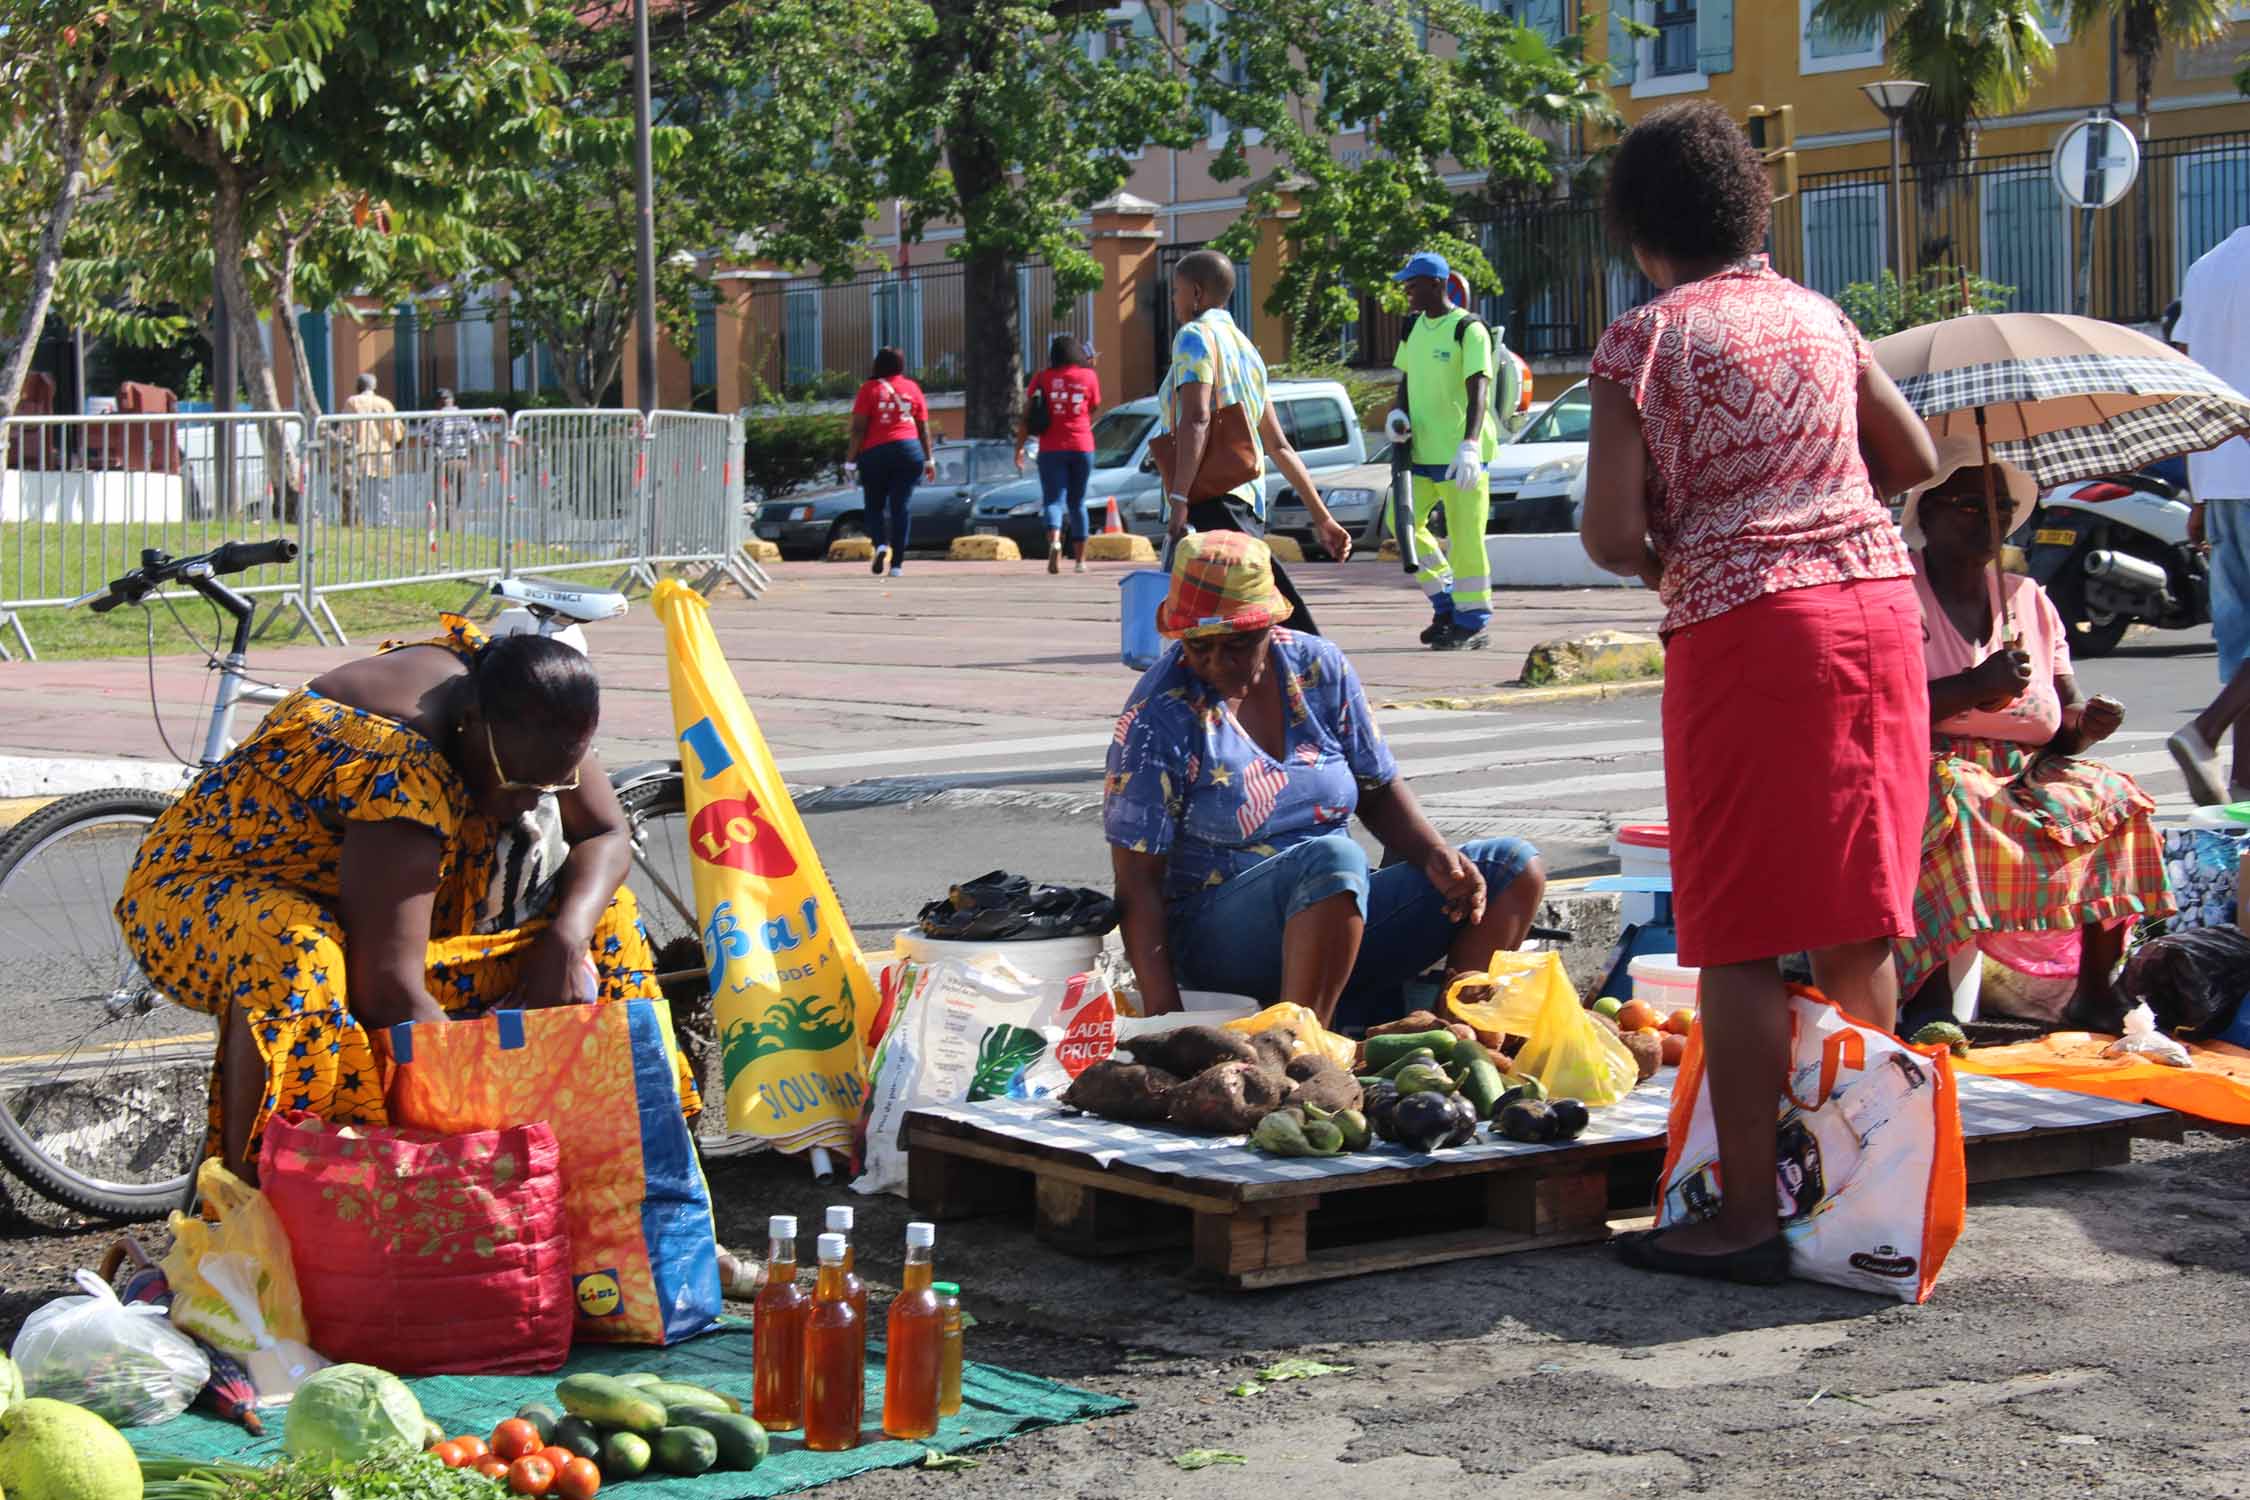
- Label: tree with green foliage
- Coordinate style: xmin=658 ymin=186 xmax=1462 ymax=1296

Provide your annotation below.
xmin=1810 ymin=0 xmax=2055 ymax=200
xmin=468 ymin=0 xmax=893 ymax=407
xmin=1837 ymin=266 xmax=2013 ymax=338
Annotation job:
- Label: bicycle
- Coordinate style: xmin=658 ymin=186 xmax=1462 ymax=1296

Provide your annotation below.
xmin=0 ymin=540 xmax=703 ymax=1220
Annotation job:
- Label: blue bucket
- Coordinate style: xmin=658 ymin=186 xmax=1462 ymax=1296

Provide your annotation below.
xmin=2218 ymin=991 xmax=2250 ymax=1049
xmin=1119 ymin=569 xmax=1168 ymax=671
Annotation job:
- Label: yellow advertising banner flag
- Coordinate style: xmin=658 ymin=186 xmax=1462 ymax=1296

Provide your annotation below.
xmin=652 ymin=580 xmax=873 ymax=1151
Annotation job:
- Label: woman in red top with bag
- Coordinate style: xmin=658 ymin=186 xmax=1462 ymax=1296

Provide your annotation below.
xmin=848 ymin=347 xmax=937 ymax=578
xmin=1014 ymin=335 xmax=1103 ymax=574
xmin=1581 ymin=102 xmax=1939 ymax=1284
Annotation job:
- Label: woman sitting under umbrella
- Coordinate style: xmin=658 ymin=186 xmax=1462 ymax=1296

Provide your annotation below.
xmin=1897 ymin=447 xmax=2175 ymax=1031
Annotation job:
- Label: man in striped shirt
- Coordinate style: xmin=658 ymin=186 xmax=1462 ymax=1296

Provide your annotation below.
xmin=1157 ymin=249 xmax=1350 ymax=632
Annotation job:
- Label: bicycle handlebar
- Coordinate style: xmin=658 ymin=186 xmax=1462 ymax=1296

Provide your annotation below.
xmin=84 ymin=537 xmax=299 ymax=614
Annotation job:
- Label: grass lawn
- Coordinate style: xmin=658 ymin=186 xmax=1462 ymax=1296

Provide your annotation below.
xmin=2 ymin=521 xmax=635 ymax=660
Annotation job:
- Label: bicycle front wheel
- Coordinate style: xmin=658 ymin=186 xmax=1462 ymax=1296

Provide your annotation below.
xmin=0 ymin=788 xmax=210 ymax=1220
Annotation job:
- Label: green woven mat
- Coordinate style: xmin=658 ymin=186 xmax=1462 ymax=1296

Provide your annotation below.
xmin=128 ymin=1321 xmax=1131 ymax=1496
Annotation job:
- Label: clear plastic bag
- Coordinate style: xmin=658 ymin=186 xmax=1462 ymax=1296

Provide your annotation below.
xmin=2101 ymin=1002 xmax=2193 ymax=1068
xmin=11 ymin=1268 xmax=210 ymax=1426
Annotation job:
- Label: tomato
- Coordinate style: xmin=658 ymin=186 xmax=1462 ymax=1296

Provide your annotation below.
xmin=455 ymin=1434 xmax=491 ymax=1461
xmin=507 ymin=1455 xmax=557 ymax=1496
xmin=476 ymin=1457 xmax=512 ymax=1480
xmin=539 ymin=1445 xmax=577 ymax=1475
xmin=431 ymin=1441 xmax=468 ymax=1468
xmin=491 ymin=1419 xmax=543 ymax=1462
xmin=556 ymin=1456 xmax=602 ymax=1499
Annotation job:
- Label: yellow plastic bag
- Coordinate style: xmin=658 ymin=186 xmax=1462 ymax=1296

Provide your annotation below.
xmin=162 ymin=1159 xmax=311 ymax=1356
xmin=1506 ymin=956 xmax=1640 ymax=1105
xmin=1444 ymin=950 xmax=1575 ymax=1040
xmin=1223 ymin=1003 xmax=1356 ymax=1071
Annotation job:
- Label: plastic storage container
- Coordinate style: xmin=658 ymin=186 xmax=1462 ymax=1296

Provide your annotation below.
xmin=1628 ymin=953 xmax=1699 ymax=1015
xmin=1119 ymin=569 xmax=1169 ymax=671
xmin=1610 ymin=824 xmax=1670 ymax=927
xmin=892 ymin=929 xmax=1104 ymax=985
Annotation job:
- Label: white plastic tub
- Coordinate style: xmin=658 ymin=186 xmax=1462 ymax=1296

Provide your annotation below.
xmin=891 ymin=928 xmax=1104 ymax=985
xmin=1610 ymin=823 xmax=1670 ymax=926
xmin=1628 ymin=953 xmax=1699 ymax=1015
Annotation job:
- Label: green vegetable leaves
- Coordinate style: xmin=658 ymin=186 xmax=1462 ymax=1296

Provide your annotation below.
xmin=142 ymin=1454 xmax=503 ymax=1500
xmin=1174 ymin=1449 xmax=1249 ymax=1471
xmin=921 ymin=1449 xmax=982 ymax=1471
xmin=1228 ymin=1358 xmax=1355 ymax=1397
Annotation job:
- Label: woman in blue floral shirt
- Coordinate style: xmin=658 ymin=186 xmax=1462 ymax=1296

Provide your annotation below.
xmin=1105 ymin=532 xmax=1545 ymax=1028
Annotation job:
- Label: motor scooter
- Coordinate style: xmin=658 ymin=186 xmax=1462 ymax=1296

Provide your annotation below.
xmin=2019 ymin=470 xmax=2204 ymax=657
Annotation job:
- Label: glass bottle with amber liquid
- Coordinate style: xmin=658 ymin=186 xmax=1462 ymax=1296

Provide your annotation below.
xmin=802 ymin=1232 xmax=865 ymax=1452
xmin=881 ymin=1221 xmax=944 ymax=1439
xmin=933 ymin=1281 xmax=964 ymax=1416
xmin=751 ymin=1215 xmax=809 ymax=1433
xmin=826 ymin=1205 xmax=869 ymax=1325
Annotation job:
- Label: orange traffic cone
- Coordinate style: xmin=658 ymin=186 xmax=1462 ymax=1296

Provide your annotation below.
xmin=1103 ymin=496 xmax=1123 ymax=534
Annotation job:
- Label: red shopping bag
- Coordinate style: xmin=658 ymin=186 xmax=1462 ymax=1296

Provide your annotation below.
xmin=258 ymin=1111 xmax=574 ymax=1374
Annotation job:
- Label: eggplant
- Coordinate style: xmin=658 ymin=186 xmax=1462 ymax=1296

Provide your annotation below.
xmin=1442 ymin=1091 xmax=1481 ymax=1147
xmin=1332 ymin=1107 xmax=1371 ymax=1152
xmin=1549 ymin=1098 xmax=1590 ymax=1141
xmin=1363 ymin=1080 xmax=1403 ymax=1141
xmin=1389 ymin=1090 xmax=1458 ymax=1153
xmin=1252 ymin=1111 xmax=1313 ymax=1156
xmin=1389 ymin=1061 xmax=1455 ymax=1097
xmin=1301 ymin=1117 xmax=1345 ymax=1155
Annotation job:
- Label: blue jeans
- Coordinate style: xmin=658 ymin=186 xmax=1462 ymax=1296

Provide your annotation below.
xmin=1168 ymin=834 xmax=1540 ymax=1032
xmin=860 ymin=438 xmax=924 ymax=558
xmin=2209 ymin=498 xmax=2250 ymax=681
xmin=1038 ymin=450 xmax=1094 ymax=543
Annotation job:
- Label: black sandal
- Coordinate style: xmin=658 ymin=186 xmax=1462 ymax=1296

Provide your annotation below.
xmin=1615 ymin=1228 xmax=1789 ymax=1285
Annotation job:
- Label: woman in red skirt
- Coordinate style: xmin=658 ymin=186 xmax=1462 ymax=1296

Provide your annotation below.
xmin=1581 ymin=102 xmax=1940 ymax=1284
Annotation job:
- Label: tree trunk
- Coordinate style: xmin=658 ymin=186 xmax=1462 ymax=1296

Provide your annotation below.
xmin=0 ymin=104 xmax=91 ymax=423
xmin=947 ymin=101 xmax=1020 ymax=439
xmin=211 ymin=168 xmax=303 ymax=519
xmin=274 ymin=234 xmax=324 ymax=424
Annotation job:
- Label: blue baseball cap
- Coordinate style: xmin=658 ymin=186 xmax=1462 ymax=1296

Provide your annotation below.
xmin=1394 ymin=251 xmax=1450 ymax=284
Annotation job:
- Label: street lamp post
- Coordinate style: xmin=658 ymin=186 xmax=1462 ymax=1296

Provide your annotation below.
xmin=1860 ymin=79 xmax=1926 ymax=297
xmin=630 ymin=0 xmax=660 ymax=416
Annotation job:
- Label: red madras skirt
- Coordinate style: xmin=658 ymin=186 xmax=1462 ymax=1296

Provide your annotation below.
xmin=1662 ymin=577 xmax=1929 ymax=968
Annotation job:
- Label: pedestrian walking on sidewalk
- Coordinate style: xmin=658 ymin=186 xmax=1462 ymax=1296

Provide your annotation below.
xmin=2166 ymin=226 xmax=2250 ymax=802
xmin=1580 ymin=101 xmax=1939 ymax=1286
xmin=1015 ymin=335 xmax=1102 ymax=574
xmin=1156 ymin=250 xmax=1351 ymax=631
xmin=847 ymin=347 xmax=936 ymax=578
xmin=1385 ymin=251 xmax=1501 ymax=650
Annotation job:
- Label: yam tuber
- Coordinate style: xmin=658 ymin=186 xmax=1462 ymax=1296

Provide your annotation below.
xmin=1248 ymin=1025 xmax=1301 ymax=1071
xmin=1364 ymin=1010 xmax=1443 ymax=1041
xmin=1283 ymin=1062 xmax=1364 ymax=1116
xmin=1165 ymin=1061 xmax=1292 ymax=1135
xmin=1120 ymin=1024 xmax=1259 ymax=1079
xmin=1060 ymin=1059 xmax=1181 ymax=1122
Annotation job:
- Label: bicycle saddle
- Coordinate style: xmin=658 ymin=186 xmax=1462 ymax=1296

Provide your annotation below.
xmin=489 ymin=577 xmax=630 ymax=623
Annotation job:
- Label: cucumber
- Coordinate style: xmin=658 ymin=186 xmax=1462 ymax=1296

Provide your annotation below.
xmin=644 ymin=1380 xmax=734 ymax=1418
xmin=1374 ymin=1046 xmax=1437 ymax=1080
xmin=652 ymin=1425 xmax=721 ymax=1476
xmin=514 ymin=1403 xmax=560 ymax=1443
xmin=616 ymin=1372 xmax=664 ymax=1387
xmin=670 ymin=1408 xmax=771 ymax=1472
xmin=556 ymin=1372 xmax=668 ymax=1436
xmin=552 ymin=1415 xmax=603 ymax=1460
xmin=1454 ymin=1039 xmax=1509 ymax=1116
xmin=1363 ymin=1029 xmax=1457 ymax=1071
xmin=600 ymin=1430 xmax=652 ymax=1481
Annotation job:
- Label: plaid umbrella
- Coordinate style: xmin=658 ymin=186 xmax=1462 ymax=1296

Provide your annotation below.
xmin=1873 ymin=312 xmax=2250 ymax=633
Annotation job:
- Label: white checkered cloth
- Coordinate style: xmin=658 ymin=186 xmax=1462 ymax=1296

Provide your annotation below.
xmin=908 ymin=1072 xmax=2163 ymax=1190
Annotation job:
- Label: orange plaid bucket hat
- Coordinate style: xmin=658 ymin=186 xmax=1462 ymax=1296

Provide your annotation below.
xmin=1157 ymin=531 xmax=1291 ymax=640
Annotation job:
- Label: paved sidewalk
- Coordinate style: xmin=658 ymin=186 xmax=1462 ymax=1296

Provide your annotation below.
xmin=0 ymin=557 xmax=1662 ymax=774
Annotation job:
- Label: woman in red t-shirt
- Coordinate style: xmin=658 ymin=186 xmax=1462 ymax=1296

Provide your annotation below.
xmin=1014 ymin=335 xmax=1102 ymax=574
xmin=848 ymin=347 xmax=936 ymax=577
xmin=1580 ymin=103 xmax=1939 ymax=1286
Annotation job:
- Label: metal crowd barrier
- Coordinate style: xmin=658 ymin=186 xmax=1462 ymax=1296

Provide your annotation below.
xmin=0 ymin=411 xmax=308 ymax=659
xmin=1 ymin=405 xmax=751 ymax=659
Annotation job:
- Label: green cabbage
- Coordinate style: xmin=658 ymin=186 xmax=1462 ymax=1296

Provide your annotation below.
xmin=282 ymin=1363 xmax=426 ymax=1463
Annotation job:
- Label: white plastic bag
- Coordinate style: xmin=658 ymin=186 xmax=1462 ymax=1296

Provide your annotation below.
xmin=853 ymin=956 xmax=1123 ymax=1196
xmin=194 ymin=1253 xmax=327 ymax=1404
xmin=12 ymin=1269 xmax=210 ymax=1425
xmin=2102 ymin=1002 xmax=2192 ymax=1068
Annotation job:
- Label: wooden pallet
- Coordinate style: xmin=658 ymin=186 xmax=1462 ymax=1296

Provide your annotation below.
xmin=906 ymin=1098 xmax=2179 ymax=1291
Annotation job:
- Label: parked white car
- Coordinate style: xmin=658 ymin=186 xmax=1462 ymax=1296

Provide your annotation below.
xmin=1489 ymin=380 xmax=1589 ymax=532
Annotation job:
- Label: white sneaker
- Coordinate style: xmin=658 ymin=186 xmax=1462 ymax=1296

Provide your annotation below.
xmin=1074 ymin=558 xmax=1087 ymax=574
xmin=2170 ymin=725 xmax=2226 ymax=805
xmin=889 ymin=566 xmax=903 ymax=578
xmin=869 ymin=545 xmax=889 ymax=577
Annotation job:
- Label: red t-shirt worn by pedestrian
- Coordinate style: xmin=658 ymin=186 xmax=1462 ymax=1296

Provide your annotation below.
xmin=1028 ymin=366 xmax=1101 ymax=452
xmin=853 ymin=376 xmax=928 ymax=448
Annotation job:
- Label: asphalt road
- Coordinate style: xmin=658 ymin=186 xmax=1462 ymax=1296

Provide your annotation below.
xmin=799 ymin=624 xmax=2226 ymax=936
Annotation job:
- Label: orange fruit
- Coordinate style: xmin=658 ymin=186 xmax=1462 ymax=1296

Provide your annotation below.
xmin=1660 ymin=1032 xmax=1687 ymax=1067
xmin=1614 ymin=999 xmax=1659 ymax=1033
xmin=1662 ymin=1008 xmax=1696 ymax=1036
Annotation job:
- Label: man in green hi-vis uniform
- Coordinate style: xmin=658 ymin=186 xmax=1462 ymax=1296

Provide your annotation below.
xmin=1385 ymin=252 xmax=1503 ymax=651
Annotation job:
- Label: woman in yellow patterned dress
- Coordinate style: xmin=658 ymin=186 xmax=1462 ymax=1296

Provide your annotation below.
xmin=116 ymin=616 xmax=692 ymax=1180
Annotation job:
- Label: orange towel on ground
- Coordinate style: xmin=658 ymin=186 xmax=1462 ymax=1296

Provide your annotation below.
xmin=1956 ymin=1032 xmax=2250 ymax=1126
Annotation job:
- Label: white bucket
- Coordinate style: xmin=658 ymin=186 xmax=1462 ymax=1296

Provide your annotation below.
xmin=1610 ymin=824 xmax=1671 ymax=926
xmin=892 ymin=928 xmax=1105 ymax=986
xmin=1628 ymin=953 xmax=1699 ymax=1015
